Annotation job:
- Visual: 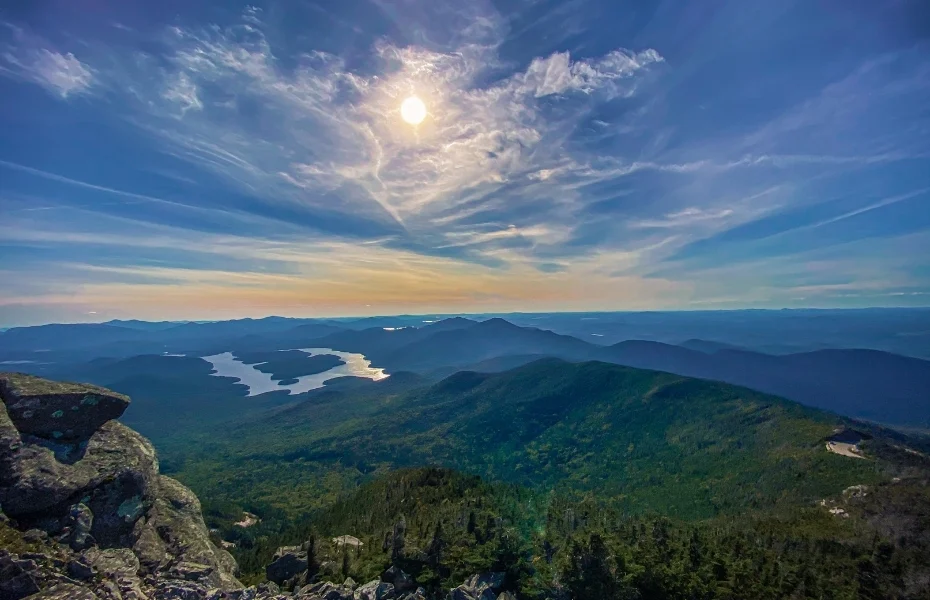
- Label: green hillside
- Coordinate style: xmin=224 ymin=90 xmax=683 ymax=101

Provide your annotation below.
xmin=166 ymin=359 xmax=881 ymax=521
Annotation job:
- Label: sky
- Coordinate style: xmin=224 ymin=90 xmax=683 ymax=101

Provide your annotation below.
xmin=1 ymin=0 xmax=929 ymax=326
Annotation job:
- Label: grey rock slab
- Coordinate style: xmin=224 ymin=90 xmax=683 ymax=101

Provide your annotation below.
xmin=0 ymin=419 xmax=158 ymax=520
xmin=24 ymin=583 xmax=100 ymax=600
xmin=0 ymin=373 xmax=129 ymax=442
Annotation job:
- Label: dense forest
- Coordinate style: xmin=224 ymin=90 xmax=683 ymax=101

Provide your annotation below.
xmin=214 ymin=467 xmax=930 ymax=599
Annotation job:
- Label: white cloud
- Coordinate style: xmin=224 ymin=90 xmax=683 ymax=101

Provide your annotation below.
xmin=32 ymin=50 xmax=93 ymax=97
xmin=1 ymin=44 xmax=94 ymax=97
xmin=521 ymin=49 xmax=663 ymax=98
xmin=162 ymin=72 xmax=202 ymax=113
xmin=631 ymin=207 xmax=735 ymax=229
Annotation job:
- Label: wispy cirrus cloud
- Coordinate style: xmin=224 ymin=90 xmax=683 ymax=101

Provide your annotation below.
xmin=0 ymin=27 xmax=94 ymax=97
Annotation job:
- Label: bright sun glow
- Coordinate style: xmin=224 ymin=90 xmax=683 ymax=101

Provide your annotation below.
xmin=400 ymin=96 xmax=427 ymax=125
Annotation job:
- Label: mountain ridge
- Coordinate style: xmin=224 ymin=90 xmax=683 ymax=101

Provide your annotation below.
xmin=173 ymin=357 xmax=885 ymax=521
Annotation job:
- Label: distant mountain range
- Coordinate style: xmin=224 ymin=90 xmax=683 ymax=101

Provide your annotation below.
xmin=2 ymin=314 xmax=928 ymax=427
xmin=302 ymin=318 xmax=930 ymax=427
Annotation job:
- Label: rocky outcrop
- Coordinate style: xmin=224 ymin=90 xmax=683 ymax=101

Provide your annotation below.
xmin=258 ymin=542 xmax=514 ymax=600
xmin=275 ymin=574 xmax=507 ymax=600
xmin=447 ymin=573 xmax=508 ymax=600
xmin=265 ymin=545 xmax=307 ymax=585
xmin=0 ymin=373 xmax=130 ymax=442
xmin=0 ymin=372 xmax=241 ymax=599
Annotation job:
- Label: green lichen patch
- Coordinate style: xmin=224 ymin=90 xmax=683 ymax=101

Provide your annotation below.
xmin=51 ymin=410 xmax=64 ymax=418
xmin=0 ymin=520 xmax=44 ymax=554
xmin=1 ymin=373 xmax=109 ymax=396
xmin=117 ymin=495 xmax=144 ymax=522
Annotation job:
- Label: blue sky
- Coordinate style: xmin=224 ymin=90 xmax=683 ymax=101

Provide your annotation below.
xmin=1 ymin=0 xmax=929 ymax=325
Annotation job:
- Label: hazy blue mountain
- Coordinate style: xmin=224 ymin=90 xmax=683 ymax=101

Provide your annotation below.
xmin=501 ymin=308 xmax=930 ymax=359
xmin=0 ymin=323 xmax=148 ymax=352
xmin=159 ymin=316 xmax=321 ymax=339
xmin=358 ymin=318 xmax=930 ymax=426
xmin=678 ymin=339 xmax=747 ymax=353
xmin=381 ymin=318 xmax=596 ymax=371
xmin=599 ymin=342 xmax=930 ymax=426
xmin=104 ymin=319 xmax=187 ymax=330
xmin=419 ymin=316 xmax=480 ymax=332
xmin=0 ymin=317 xmax=347 ymax=360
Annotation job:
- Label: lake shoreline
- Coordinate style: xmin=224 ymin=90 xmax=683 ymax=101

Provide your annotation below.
xmin=202 ymin=348 xmax=388 ymax=396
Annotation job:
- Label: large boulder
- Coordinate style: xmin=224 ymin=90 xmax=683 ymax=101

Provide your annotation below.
xmin=448 ymin=573 xmax=507 ymax=600
xmin=61 ymin=503 xmax=94 ymax=550
xmin=354 ymin=580 xmax=395 ymax=600
xmin=464 ymin=573 xmax=505 ymax=595
xmin=266 ymin=545 xmax=308 ymax=585
xmin=381 ymin=566 xmax=415 ymax=593
xmin=0 ymin=373 xmax=243 ymax=597
xmin=0 ymin=373 xmax=129 ymax=442
xmin=0 ymin=395 xmax=158 ymax=524
xmin=0 ymin=550 xmax=40 ymax=599
xmin=0 ymin=418 xmax=159 ymax=551
xmin=296 ymin=581 xmax=356 ymax=599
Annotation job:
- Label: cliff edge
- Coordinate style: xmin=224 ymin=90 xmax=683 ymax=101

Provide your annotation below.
xmin=0 ymin=372 xmax=241 ymax=599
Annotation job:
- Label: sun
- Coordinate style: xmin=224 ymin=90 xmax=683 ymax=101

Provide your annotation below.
xmin=400 ymin=96 xmax=427 ymax=125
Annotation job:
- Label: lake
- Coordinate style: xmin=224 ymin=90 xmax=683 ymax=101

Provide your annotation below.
xmin=202 ymin=348 xmax=388 ymax=396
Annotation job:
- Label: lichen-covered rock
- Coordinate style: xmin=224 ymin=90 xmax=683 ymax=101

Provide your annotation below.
xmin=24 ymin=582 xmax=100 ymax=599
xmin=0 ymin=550 xmax=41 ymax=599
xmin=448 ymin=588 xmax=476 ymax=600
xmin=170 ymin=561 xmax=216 ymax=582
xmin=266 ymin=545 xmax=307 ymax=585
xmin=62 ymin=503 xmax=94 ymax=550
xmin=463 ymin=573 xmax=505 ymax=595
xmin=0 ymin=419 xmax=158 ymax=523
xmin=145 ymin=476 xmax=241 ymax=590
xmin=0 ymin=396 xmax=23 ymax=465
xmin=447 ymin=573 xmax=506 ymax=600
xmin=152 ymin=579 xmax=210 ymax=600
xmin=354 ymin=580 xmax=395 ymax=600
xmin=83 ymin=547 xmax=140 ymax=579
xmin=130 ymin=515 xmax=168 ymax=572
xmin=67 ymin=557 xmax=94 ymax=580
xmin=381 ymin=566 xmax=415 ymax=593
xmin=0 ymin=373 xmax=129 ymax=442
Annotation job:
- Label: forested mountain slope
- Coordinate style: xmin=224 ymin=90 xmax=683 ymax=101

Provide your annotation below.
xmin=168 ymin=359 xmax=883 ymax=521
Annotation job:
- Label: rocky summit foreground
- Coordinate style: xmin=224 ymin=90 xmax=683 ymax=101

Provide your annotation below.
xmin=0 ymin=373 xmax=517 ymax=600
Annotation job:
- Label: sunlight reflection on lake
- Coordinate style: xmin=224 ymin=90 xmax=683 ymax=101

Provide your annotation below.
xmin=202 ymin=348 xmax=388 ymax=396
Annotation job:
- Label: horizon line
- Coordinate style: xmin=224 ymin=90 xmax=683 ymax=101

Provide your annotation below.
xmin=4 ymin=305 xmax=930 ymax=329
